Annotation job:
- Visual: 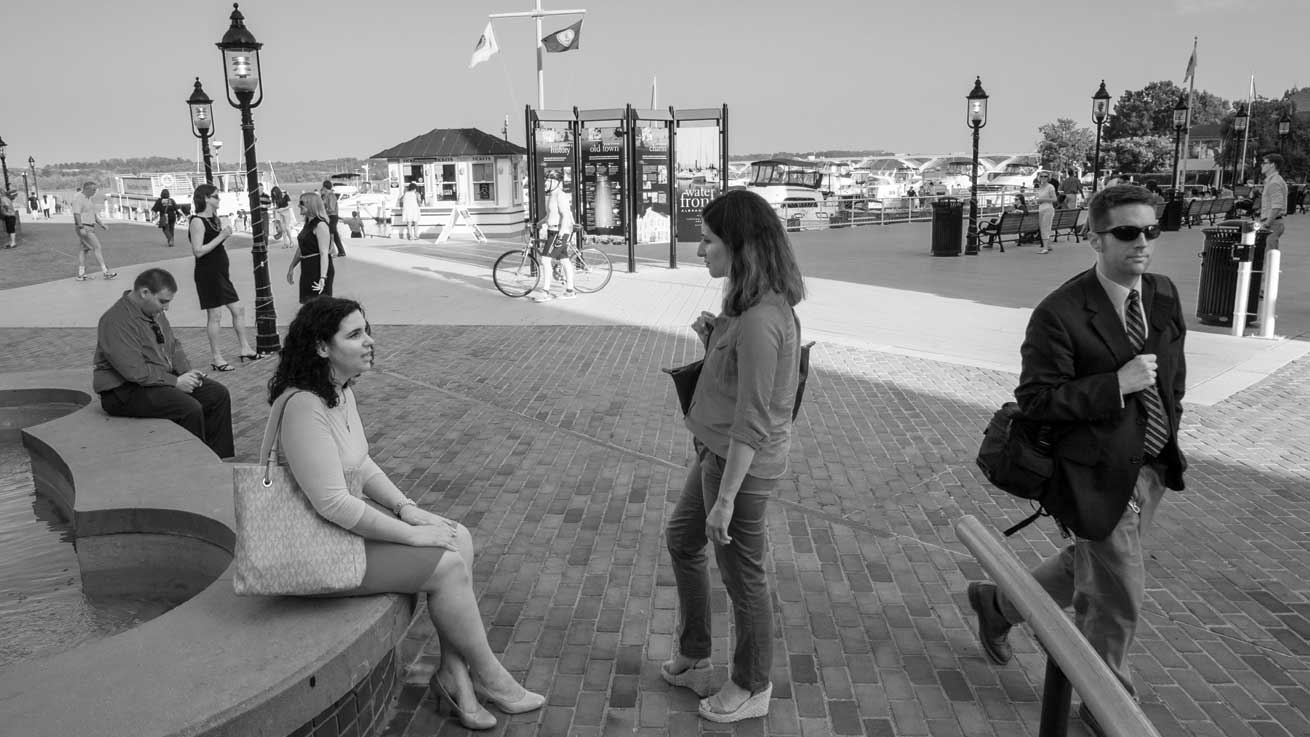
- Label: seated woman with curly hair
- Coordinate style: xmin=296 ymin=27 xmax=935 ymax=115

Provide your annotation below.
xmin=268 ymin=297 xmax=543 ymax=731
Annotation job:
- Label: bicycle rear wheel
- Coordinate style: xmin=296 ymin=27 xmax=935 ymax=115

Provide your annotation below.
xmin=493 ymin=249 xmax=540 ymax=297
xmin=570 ymin=248 xmax=613 ymax=293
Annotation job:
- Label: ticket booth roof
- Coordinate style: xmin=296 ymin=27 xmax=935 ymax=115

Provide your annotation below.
xmin=371 ymin=128 xmax=527 ymax=160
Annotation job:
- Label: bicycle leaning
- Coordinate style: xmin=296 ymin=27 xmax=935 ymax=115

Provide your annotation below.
xmin=492 ymin=224 xmax=613 ymax=298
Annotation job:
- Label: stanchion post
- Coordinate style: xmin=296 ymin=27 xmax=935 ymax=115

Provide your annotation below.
xmin=1231 ymin=220 xmax=1255 ymax=337
xmin=1258 ymin=247 xmax=1280 ymax=338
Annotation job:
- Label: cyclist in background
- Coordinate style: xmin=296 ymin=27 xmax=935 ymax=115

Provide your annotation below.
xmin=531 ymin=170 xmax=577 ymax=302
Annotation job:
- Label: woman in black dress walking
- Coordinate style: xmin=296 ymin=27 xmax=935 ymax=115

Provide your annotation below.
xmin=287 ymin=191 xmax=334 ymax=303
xmin=188 ymin=183 xmax=259 ymax=372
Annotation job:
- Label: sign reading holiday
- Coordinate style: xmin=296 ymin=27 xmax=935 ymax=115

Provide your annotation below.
xmin=634 ymin=124 xmax=671 ymax=244
xmin=533 ymin=126 xmax=575 ymax=222
xmin=579 ymin=125 xmax=626 ymax=237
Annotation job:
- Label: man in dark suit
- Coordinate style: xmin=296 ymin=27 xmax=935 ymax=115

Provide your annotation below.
xmin=966 ymin=185 xmax=1188 ymax=722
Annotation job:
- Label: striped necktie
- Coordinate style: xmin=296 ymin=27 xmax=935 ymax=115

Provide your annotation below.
xmin=1126 ymin=290 xmax=1168 ymax=457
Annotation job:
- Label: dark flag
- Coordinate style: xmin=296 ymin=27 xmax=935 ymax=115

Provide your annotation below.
xmin=542 ymin=19 xmax=583 ymax=53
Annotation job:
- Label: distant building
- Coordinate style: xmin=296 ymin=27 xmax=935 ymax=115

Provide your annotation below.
xmin=371 ymin=128 xmax=527 ymax=238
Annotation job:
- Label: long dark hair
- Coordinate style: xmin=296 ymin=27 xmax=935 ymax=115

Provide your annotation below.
xmin=192 ymin=183 xmax=218 ymax=215
xmin=702 ymin=189 xmax=806 ymax=315
xmin=267 ymin=297 xmax=366 ymax=408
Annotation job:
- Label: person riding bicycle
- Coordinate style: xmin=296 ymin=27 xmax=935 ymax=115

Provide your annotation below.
xmin=531 ymin=170 xmax=577 ymax=302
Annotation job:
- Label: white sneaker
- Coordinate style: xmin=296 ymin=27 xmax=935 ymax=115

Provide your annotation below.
xmin=530 ymin=291 xmax=555 ymax=302
xmin=558 ymin=290 xmax=577 ymax=300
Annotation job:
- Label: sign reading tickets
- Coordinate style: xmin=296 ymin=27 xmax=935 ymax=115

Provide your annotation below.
xmin=579 ymin=126 xmax=626 ymax=237
xmin=634 ymin=124 xmax=671 ymax=245
xmin=534 ymin=126 xmax=575 ymax=223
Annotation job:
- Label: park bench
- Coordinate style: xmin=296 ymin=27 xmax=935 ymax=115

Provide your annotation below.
xmin=979 ymin=209 xmax=1041 ymax=252
xmin=1050 ymin=208 xmax=1083 ymax=242
xmin=1183 ymin=197 xmax=1235 ymax=227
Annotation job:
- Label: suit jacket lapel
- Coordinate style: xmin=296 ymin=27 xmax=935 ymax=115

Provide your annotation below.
xmin=1081 ymin=269 xmax=1136 ymax=365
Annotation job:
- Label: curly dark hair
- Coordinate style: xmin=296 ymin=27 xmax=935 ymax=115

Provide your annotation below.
xmin=267 ymin=296 xmax=367 ymax=408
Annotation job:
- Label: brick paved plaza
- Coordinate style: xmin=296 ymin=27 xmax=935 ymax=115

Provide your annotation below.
xmin=2 ymin=216 xmax=1308 ymax=736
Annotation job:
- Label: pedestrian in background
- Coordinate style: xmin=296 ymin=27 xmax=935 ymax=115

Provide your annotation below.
xmin=72 ymin=181 xmax=117 ymax=281
xmin=1033 ymin=173 xmax=1059 ymax=254
xmin=1060 ymin=169 xmax=1083 ymax=209
xmin=400 ymin=182 xmax=421 ymax=241
xmin=1 ymin=190 xmax=18 ymax=248
xmin=189 ymin=183 xmax=260 ymax=372
xmin=663 ymin=189 xmax=806 ymax=724
xmin=288 ymin=191 xmax=335 ymax=303
xmin=1259 ymin=153 xmax=1287 ymax=251
xmin=270 ymin=185 xmax=296 ymax=248
xmin=321 ymin=180 xmax=346 ymax=258
xmin=152 ymin=188 xmax=180 ymax=247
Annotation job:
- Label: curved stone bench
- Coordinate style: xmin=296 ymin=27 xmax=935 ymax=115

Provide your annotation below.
xmin=0 ymin=370 xmax=414 ymax=737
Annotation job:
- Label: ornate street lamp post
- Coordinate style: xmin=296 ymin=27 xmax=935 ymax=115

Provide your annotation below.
xmin=1278 ymin=111 xmax=1292 ymax=156
xmin=964 ymin=77 xmax=988 ymax=256
xmin=27 ymin=156 xmax=38 ymax=200
xmin=0 ymin=136 xmax=10 ymax=192
xmin=1091 ymin=81 xmax=1111 ymax=194
xmin=217 ymin=3 xmax=278 ymax=355
xmin=1231 ymin=104 xmax=1249 ymax=188
xmin=1171 ymin=93 xmax=1189 ymax=190
xmin=188 ymin=78 xmax=216 ymax=185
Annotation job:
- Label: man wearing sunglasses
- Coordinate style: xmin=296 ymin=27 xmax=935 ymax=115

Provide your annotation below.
xmin=92 ymin=268 xmax=235 ymax=459
xmin=967 ymin=184 xmax=1187 ymax=734
xmin=1259 ymin=153 xmax=1287 ymax=251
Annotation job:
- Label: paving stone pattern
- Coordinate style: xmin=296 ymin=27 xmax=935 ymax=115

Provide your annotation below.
xmin=9 ymin=326 xmax=1308 ymax=737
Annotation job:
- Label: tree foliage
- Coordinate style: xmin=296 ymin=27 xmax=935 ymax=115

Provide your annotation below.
xmin=1099 ymin=136 xmax=1176 ymax=174
xmin=1036 ymin=118 xmax=1094 ymax=172
xmin=1103 ymin=81 xmax=1231 ymax=140
xmin=1211 ymin=89 xmax=1310 ymax=180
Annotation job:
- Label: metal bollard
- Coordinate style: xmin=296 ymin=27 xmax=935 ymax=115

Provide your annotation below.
xmin=1257 ymin=247 xmax=1280 ymax=338
xmin=1231 ymin=221 xmax=1255 ymax=337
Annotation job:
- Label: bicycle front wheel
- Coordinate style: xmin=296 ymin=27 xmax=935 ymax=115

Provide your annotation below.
xmin=493 ymin=249 xmax=540 ymax=297
xmin=570 ymin=248 xmax=613 ymax=293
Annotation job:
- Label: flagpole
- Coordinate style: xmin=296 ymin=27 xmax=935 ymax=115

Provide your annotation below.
xmin=1238 ymin=74 xmax=1253 ymax=185
xmin=487 ymin=3 xmax=587 ymax=110
xmin=1180 ymin=37 xmax=1197 ymax=190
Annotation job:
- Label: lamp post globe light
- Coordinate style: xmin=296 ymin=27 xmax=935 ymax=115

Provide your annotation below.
xmin=217 ymin=2 xmax=278 ymax=355
xmin=0 ymin=135 xmax=9 ymax=192
xmin=1171 ymin=93 xmax=1189 ymax=191
xmin=188 ymin=78 xmax=216 ymax=185
xmin=1278 ymin=111 xmax=1292 ymax=155
xmin=27 ymin=156 xmax=38 ymax=200
xmin=964 ymin=76 xmax=988 ymax=256
xmin=1091 ymin=81 xmax=1111 ymax=194
xmin=1231 ymin=103 xmax=1249 ymax=188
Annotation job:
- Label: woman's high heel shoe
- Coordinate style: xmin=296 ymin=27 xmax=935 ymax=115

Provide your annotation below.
xmin=210 ymin=362 xmax=235 ymax=372
xmin=431 ymin=674 xmax=497 ymax=730
xmin=238 ymin=353 xmax=262 ymax=363
xmin=472 ymin=676 xmax=546 ymax=714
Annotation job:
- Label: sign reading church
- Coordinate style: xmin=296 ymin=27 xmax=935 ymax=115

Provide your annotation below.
xmin=371 ymin=128 xmax=527 ymax=238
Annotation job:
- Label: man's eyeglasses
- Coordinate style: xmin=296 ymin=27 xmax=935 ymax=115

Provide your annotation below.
xmin=1095 ymin=224 xmax=1162 ymax=242
xmin=149 ymin=321 xmax=165 ymax=344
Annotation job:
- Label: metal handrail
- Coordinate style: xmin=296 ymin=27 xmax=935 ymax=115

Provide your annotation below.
xmin=955 ymin=515 xmax=1161 ymax=737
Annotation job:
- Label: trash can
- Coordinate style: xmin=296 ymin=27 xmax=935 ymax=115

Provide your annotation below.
xmin=930 ymin=197 xmax=963 ymax=256
xmin=1197 ymin=222 xmax=1266 ymax=326
xmin=1161 ymin=196 xmax=1185 ymax=232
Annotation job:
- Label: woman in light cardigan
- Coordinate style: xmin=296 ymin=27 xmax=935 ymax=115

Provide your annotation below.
xmin=269 ymin=297 xmax=543 ymax=731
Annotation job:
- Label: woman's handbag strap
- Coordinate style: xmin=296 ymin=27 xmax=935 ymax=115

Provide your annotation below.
xmin=259 ymin=389 xmax=304 ymax=481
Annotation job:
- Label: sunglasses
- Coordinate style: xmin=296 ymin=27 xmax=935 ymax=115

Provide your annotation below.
xmin=1095 ymin=224 xmax=1162 ymax=242
xmin=149 ymin=320 xmax=165 ymax=344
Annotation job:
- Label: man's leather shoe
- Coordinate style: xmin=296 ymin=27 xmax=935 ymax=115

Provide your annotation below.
xmin=967 ymin=582 xmax=1013 ymax=665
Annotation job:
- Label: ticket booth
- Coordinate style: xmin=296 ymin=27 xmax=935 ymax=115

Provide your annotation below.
xmin=371 ymin=128 xmax=527 ymax=239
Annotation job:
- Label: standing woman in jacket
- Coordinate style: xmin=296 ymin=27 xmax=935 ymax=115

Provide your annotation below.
xmin=288 ymin=191 xmax=334 ymax=303
xmin=189 ymin=183 xmax=259 ymax=371
xmin=661 ymin=189 xmax=806 ymax=724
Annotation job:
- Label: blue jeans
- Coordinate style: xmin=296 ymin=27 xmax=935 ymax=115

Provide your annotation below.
xmin=995 ymin=464 xmax=1167 ymax=695
xmin=665 ymin=443 xmax=775 ymax=693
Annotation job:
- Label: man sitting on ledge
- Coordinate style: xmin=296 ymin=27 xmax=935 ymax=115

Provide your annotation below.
xmin=93 ymin=268 xmax=234 ymax=459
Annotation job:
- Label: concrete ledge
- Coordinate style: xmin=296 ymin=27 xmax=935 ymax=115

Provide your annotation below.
xmin=0 ymin=369 xmax=415 ymax=737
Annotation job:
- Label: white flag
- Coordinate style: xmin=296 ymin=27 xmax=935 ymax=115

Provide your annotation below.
xmin=469 ymin=22 xmax=499 ymax=69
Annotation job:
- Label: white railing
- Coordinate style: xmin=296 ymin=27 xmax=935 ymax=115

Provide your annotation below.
xmin=774 ymin=189 xmax=1036 ymax=231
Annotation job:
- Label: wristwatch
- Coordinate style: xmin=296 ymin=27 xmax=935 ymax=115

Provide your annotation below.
xmin=392 ymin=498 xmax=418 ymax=516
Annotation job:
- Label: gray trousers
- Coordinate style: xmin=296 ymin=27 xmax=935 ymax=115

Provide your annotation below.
xmin=666 ymin=442 xmax=776 ymax=693
xmin=995 ymin=464 xmax=1167 ymax=694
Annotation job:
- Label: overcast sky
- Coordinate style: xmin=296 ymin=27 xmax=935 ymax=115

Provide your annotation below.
xmin=2 ymin=0 xmax=1304 ymax=166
